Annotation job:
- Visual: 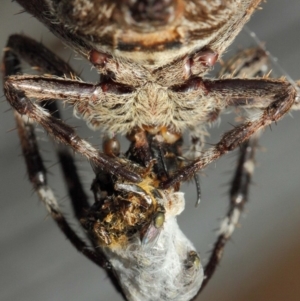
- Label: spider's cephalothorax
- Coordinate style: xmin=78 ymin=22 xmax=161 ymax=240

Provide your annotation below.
xmin=3 ymin=0 xmax=299 ymax=300
xmin=45 ymin=0 xmax=263 ymax=133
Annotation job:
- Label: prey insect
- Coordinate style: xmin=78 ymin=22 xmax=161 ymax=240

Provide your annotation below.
xmin=2 ymin=1 xmax=299 ymax=301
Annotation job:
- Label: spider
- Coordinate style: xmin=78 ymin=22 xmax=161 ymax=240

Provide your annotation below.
xmin=2 ymin=1 xmax=300 ymax=301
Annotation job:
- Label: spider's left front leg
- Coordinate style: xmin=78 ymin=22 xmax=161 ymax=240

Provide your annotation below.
xmin=162 ymin=77 xmax=296 ymax=188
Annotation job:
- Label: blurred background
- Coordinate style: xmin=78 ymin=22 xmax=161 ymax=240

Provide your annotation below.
xmin=0 ymin=1 xmax=300 ymax=301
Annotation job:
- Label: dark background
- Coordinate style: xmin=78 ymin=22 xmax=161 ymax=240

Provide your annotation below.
xmin=1 ymin=1 xmax=300 ymax=300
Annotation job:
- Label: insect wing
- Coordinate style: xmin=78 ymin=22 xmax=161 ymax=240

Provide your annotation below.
xmin=142 ymin=209 xmax=165 ymax=247
xmin=141 ymin=222 xmax=162 ymax=248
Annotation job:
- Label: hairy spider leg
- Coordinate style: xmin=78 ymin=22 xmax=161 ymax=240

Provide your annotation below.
xmin=199 ymin=137 xmax=257 ymax=294
xmin=6 ymin=34 xmax=91 ymax=218
xmin=196 ymin=48 xmax=265 ymax=292
xmin=161 ymin=77 xmax=296 ymax=189
xmin=3 ymin=40 xmax=141 ymax=183
xmin=192 ymin=46 xmax=293 ymax=295
xmin=2 ymin=34 xmax=121 ymax=275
